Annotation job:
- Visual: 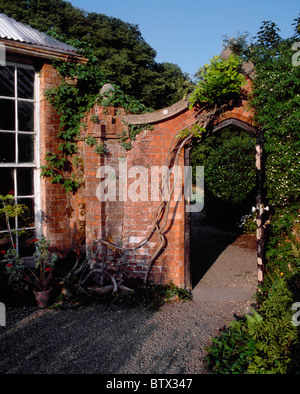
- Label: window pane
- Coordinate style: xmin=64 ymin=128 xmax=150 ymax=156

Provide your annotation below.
xmin=0 ymin=167 xmax=14 ymax=196
xmin=0 ymin=199 xmax=14 ymax=234
xmin=0 ymin=193 xmax=16 ymax=232
xmin=17 ymin=198 xmax=34 ymax=228
xmin=0 ymin=66 xmax=15 ymax=97
xmin=0 ymin=213 xmax=7 ymax=233
xmin=18 ymin=133 xmax=34 ymax=163
xmin=0 ymin=132 xmax=15 ymax=163
xmin=18 ymin=229 xmax=36 ymax=257
xmin=0 ymin=99 xmax=15 ymax=130
xmin=17 ymin=168 xmax=34 ymax=196
xmin=17 ymin=68 xmax=34 ymax=99
xmin=18 ymin=101 xmax=34 ymax=131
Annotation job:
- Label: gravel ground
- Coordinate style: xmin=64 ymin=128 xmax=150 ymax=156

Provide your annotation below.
xmin=0 ymin=216 xmax=258 ymax=375
xmin=0 ymin=300 xmax=250 ymax=374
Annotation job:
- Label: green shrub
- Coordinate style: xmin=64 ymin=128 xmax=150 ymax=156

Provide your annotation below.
xmin=247 ymin=278 xmax=298 ymax=374
xmin=189 ymin=54 xmax=246 ymax=107
xmin=206 ymin=278 xmax=299 ymax=374
xmin=206 ymin=318 xmax=256 ymax=374
xmin=206 ymin=18 xmax=300 ymax=374
xmin=240 ymin=211 xmax=257 ymax=234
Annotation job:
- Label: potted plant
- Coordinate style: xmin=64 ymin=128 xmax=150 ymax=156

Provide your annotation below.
xmin=5 ymin=237 xmax=58 ymax=307
xmin=0 ymin=194 xmax=28 ymax=250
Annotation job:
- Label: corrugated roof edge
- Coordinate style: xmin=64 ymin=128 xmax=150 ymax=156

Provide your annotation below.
xmin=0 ymin=13 xmax=79 ymax=53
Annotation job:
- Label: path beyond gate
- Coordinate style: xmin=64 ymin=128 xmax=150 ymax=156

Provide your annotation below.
xmin=81 ymin=73 xmax=264 ymax=289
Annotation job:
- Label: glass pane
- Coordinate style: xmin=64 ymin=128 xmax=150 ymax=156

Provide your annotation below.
xmin=0 ymin=66 xmax=15 ymax=97
xmin=0 ymin=191 xmax=16 ymax=232
xmin=18 ymin=101 xmax=34 ymax=131
xmin=0 ymin=132 xmax=15 ymax=163
xmin=17 ymin=168 xmax=34 ymax=196
xmin=17 ymin=68 xmax=34 ymax=99
xmin=18 ymin=134 xmax=34 ymax=163
xmin=18 ymin=229 xmax=36 ymax=257
xmin=0 ymin=99 xmax=15 ymax=130
xmin=0 ymin=167 xmax=14 ymax=196
xmin=17 ymin=198 xmax=35 ymax=229
xmin=0 ymin=212 xmax=7 ymax=233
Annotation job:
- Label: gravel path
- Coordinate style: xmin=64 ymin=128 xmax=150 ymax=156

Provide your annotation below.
xmin=0 ymin=216 xmax=258 ymax=375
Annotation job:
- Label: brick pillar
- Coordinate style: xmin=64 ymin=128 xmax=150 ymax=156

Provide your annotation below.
xmin=39 ymin=63 xmax=71 ymax=251
xmin=39 ymin=62 xmax=84 ymax=253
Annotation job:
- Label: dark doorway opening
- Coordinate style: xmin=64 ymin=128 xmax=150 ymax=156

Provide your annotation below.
xmin=186 ymin=120 xmax=258 ymax=289
xmin=190 ymin=211 xmax=240 ymax=288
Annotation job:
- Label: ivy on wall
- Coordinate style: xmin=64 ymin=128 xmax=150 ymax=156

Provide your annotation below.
xmin=41 ymin=39 xmax=153 ymax=193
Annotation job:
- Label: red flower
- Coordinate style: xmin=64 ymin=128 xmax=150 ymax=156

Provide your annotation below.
xmin=32 ymin=239 xmax=39 ymax=243
xmin=0 ymin=250 xmax=6 ymax=254
xmin=6 ymin=263 xmax=13 ymax=268
xmin=45 ymin=267 xmax=52 ymax=272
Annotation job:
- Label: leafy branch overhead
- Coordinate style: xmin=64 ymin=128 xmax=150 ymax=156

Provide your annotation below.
xmin=189 ymin=54 xmax=246 ymax=107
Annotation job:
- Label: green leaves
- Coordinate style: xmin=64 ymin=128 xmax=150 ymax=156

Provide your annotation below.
xmin=189 ymin=54 xmax=246 ymax=107
xmin=191 ymin=131 xmax=256 ymax=205
xmin=118 ymin=123 xmax=154 ymax=151
xmin=206 ymin=18 xmax=300 ymax=374
xmin=250 ymin=38 xmax=300 ymax=208
xmin=207 ymin=278 xmax=298 ymax=374
xmin=176 ymin=125 xmax=206 ymax=142
xmin=0 ymin=194 xmax=28 ymax=220
xmin=100 ymin=84 xmax=151 ymax=114
xmin=42 ymin=43 xmax=155 ymax=191
xmin=42 ymin=44 xmax=108 ymax=193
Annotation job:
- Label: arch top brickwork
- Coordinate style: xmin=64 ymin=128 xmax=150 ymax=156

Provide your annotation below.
xmin=82 ymin=77 xmax=258 ymax=288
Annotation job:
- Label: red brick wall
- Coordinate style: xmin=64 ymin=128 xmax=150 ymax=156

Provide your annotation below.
xmin=38 ymin=65 xmax=255 ymax=287
xmin=82 ymin=78 xmax=255 ymax=288
xmin=39 ymin=63 xmax=85 ymax=254
xmin=81 ymin=104 xmax=197 ymax=286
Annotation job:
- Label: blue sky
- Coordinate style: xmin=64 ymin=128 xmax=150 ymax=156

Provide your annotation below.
xmin=69 ymin=0 xmax=299 ymax=78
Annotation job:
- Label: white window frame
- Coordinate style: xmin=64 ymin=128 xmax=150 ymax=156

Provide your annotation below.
xmin=0 ymin=61 xmax=41 ymax=252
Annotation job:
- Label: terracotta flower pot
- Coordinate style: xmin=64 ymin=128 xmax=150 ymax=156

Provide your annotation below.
xmin=33 ymin=288 xmax=52 ymax=308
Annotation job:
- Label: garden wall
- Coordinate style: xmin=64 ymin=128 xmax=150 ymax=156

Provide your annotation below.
xmin=40 ymin=67 xmax=256 ymax=288
xmin=81 ymin=77 xmax=256 ymax=287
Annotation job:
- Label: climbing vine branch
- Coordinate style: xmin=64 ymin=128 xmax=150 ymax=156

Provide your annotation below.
xmin=41 ymin=38 xmax=153 ymax=193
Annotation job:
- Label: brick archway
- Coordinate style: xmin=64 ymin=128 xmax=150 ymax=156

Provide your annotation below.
xmin=83 ymin=77 xmax=259 ymax=289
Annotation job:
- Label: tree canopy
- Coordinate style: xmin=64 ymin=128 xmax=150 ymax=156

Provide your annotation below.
xmin=226 ymin=18 xmax=300 ymax=209
xmin=0 ymin=0 xmax=192 ymax=109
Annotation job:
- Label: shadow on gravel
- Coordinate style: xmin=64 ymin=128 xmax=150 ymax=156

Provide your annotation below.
xmin=190 ymin=211 xmax=240 ymax=288
xmin=0 ymin=305 xmax=157 ymax=374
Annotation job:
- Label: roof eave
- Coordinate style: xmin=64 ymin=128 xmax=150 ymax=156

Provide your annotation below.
xmin=0 ymin=39 xmax=88 ymax=64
